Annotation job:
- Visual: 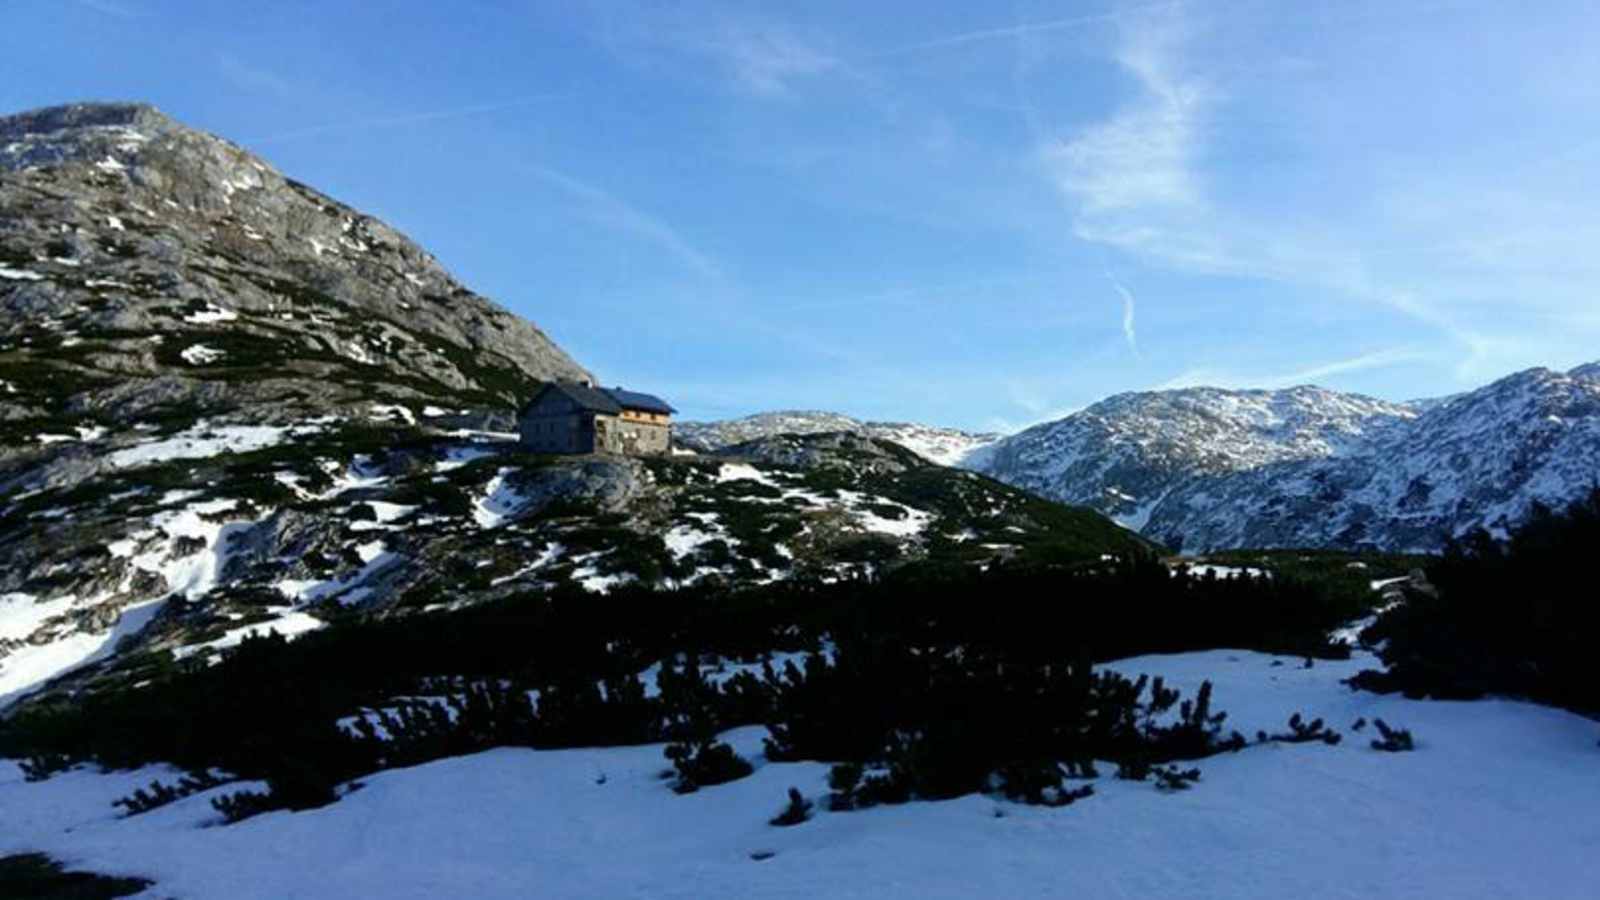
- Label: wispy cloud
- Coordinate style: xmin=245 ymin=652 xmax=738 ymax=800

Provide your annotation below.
xmin=709 ymin=22 xmax=842 ymax=96
xmin=1043 ymin=5 xmax=1208 ymax=217
xmin=997 ymin=377 xmax=1090 ymax=431
xmin=526 ymin=164 xmax=724 ymax=281
xmin=1035 ymin=2 xmax=1530 ymax=378
xmin=595 ymin=7 xmax=847 ymax=98
xmin=1156 ymin=347 xmax=1431 ymax=392
xmin=250 ymin=95 xmax=567 ymax=145
xmin=215 ymin=52 xmax=293 ymax=98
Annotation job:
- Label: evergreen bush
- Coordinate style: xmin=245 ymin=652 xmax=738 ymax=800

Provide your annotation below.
xmin=664 ymin=738 xmax=754 ymax=794
xmin=1262 ymin=713 xmax=1342 ymax=746
xmin=1353 ymin=490 xmax=1600 ymax=714
xmin=0 ymin=550 xmax=1365 ymax=820
xmin=1152 ymin=765 xmax=1201 ymax=792
xmin=770 ymin=787 xmax=813 ymax=826
xmin=113 ymin=770 xmax=230 ymax=817
xmin=1370 ymin=719 xmax=1415 ymax=752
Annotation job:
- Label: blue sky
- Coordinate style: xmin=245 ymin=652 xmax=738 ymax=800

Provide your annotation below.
xmin=6 ymin=1 xmax=1598 ymax=430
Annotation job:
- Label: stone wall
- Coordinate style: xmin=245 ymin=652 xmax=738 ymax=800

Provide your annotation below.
xmin=595 ymin=415 xmax=670 ymax=456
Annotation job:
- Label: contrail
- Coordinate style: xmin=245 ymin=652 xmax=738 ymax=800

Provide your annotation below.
xmin=525 ymin=164 xmax=725 ymax=282
xmin=74 ymin=0 xmax=138 ymax=18
xmin=250 ymin=94 xmax=567 ymax=145
xmin=1105 ymin=269 xmax=1140 ymax=356
xmin=869 ymin=1 xmax=1182 ymax=58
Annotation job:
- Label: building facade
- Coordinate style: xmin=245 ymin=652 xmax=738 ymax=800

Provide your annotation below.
xmin=518 ymin=382 xmax=675 ymax=456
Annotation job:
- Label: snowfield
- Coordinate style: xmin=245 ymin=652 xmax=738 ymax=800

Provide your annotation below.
xmin=0 ymin=599 xmax=165 ymax=710
xmin=3 ymin=649 xmax=1596 ymax=899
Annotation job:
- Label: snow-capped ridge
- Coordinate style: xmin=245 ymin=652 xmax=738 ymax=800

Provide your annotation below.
xmin=972 ymin=361 xmax=1600 ymax=551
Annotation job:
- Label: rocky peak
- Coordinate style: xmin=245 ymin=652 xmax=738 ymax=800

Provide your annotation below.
xmin=1 ymin=101 xmax=592 ymax=451
xmin=0 ymin=101 xmax=174 ymax=165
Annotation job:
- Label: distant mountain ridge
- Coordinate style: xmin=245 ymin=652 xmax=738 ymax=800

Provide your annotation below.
xmin=690 ymin=364 xmax=1600 ymax=553
xmin=981 ymin=364 xmax=1600 ymax=551
xmin=674 ymin=410 xmax=1001 ymax=467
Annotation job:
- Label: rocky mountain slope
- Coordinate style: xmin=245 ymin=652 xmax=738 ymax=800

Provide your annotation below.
xmin=0 ymin=103 xmax=1143 ymax=711
xmin=674 ymin=410 xmax=1000 ymax=467
xmin=975 ymin=366 xmax=1600 ymax=552
xmin=0 ymin=101 xmax=591 ymax=456
xmin=0 ymin=422 xmax=1147 ymax=709
xmin=978 ymin=387 xmax=1418 ymax=534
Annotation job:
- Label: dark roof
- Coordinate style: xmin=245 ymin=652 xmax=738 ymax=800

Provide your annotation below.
xmin=527 ymin=381 xmax=622 ymax=415
xmin=523 ymin=382 xmax=675 ymax=416
xmin=603 ymin=388 xmax=676 ymax=415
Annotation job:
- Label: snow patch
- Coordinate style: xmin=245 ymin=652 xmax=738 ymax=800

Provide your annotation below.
xmin=437 ymin=444 xmax=497 ymax=473
xmin=180 ymin=344 xmax=225 ymax=365
xmin=183 ymin=304 xmax=238 ymax=324
xmin=275 ymin=542 xmax=399 ymax=607
xmin=716 ymin=463 xmax=776 ymax=485
xmin=0 ymin=597 xmax=165 ymax=709
xmin=369 ymin=404 xmax=416 ymax=425
xmin=351 ymin=502 xmax=417 ymax=532
xmin=490 ymin=543 xmax=566 ymax=586
xmin=173 ymin=609 xmax=325 ymax=661
xmin=473 ymin=468 xmax=527 ymax=529
xmin=107 ymin=422 xmax=320 ymax=469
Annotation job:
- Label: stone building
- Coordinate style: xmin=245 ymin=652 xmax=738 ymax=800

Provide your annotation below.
xmin=518 ymin=381 xmax=675 ymax=456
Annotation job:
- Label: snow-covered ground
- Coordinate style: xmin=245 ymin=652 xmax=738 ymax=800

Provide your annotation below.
xmin=0 ymin=598 xmax=164 ymax=710
xmin=172 ymin=609 xmax=325 ymax=662
xmin=273 ymin=540 xmax=398 ymax=607
xmin=0 ymin=492 xmax=270 ymax=707
xmin=473 ymin=468 xmax=527 ymax=529
xmin=3 ymin=648 xmax=1595 ymax=899
xmin=714 ymin=463 xmax=932 ymax=541
xmin=106 ymin=423 xmax=321 ymax=470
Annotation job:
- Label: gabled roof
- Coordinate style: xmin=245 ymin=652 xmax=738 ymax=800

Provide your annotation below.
xmin=525 ymin=381 xmax=622 ymax=415
xmin=604 ymin=388 xmax=676 ymax=415
xmin=522 ymin=382 xmax=676 ymax=416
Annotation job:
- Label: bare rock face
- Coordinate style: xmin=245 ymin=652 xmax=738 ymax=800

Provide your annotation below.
xmin=0 ymin=101 xmax=591 ymax=436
